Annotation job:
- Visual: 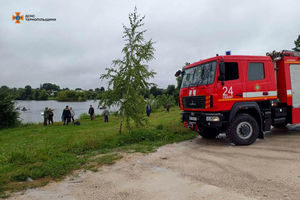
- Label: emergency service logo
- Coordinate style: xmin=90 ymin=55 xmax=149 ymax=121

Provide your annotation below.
xmin=12 ymin=12 xmax=56 ymax=24
xmin=12 ymin=12 xmax=24 ymax=24
xmin=254 ymin=84 xmax=261 ymax=91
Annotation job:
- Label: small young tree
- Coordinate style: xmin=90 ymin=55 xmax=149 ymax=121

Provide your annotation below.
xmin=292 ymin=35 xmax=300 ymax=52
xmin=100 ymin=7 xmax=156 ymax=134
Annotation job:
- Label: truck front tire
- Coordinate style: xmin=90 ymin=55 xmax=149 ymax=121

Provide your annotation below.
xmin=226 ymin=113 xmax=259 ymax=145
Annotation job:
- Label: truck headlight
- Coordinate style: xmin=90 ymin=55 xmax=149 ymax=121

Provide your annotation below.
xmin=206 ymin=116 xmax=220 ymax=122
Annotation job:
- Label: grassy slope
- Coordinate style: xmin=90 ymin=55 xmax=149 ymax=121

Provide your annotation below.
xmin=0 ymin=107 xmax=197 ymax=196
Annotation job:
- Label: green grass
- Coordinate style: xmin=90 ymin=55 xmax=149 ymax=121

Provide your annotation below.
xmin=0 ymin=107 xmax=197 ymax=197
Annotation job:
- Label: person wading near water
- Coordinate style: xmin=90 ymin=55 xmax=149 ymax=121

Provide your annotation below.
xmin=44 ymin=107 xmax=49 ymax=126
xmin=62 ymin=105 xmax=71 ymax=125
xmin=70 ymin=107 xmax=75 ymax=123
xmin=48 ymin=108 xmax=54 ymax=125
xmin=88 ymin=105 xmax=94 ymax=120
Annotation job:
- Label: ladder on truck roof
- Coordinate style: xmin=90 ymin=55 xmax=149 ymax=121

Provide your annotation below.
xmin=266 ymin=50 xmax=300 ymax=60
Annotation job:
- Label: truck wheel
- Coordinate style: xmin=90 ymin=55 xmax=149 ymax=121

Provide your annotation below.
xmin=199 ymin=128 xmax=220 ymax=139
xmin=226 ymin=113 xmax=259 ymax=145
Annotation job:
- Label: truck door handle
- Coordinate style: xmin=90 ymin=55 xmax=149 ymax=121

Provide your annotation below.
xmin=263 ymin=92 xmax=269 ymax=95
xmin=236 ymin=94 xmax=242 ymax=97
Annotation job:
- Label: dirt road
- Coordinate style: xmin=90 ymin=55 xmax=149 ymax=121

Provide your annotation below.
xmin=8 ymin=126 xmax=300 ymax=200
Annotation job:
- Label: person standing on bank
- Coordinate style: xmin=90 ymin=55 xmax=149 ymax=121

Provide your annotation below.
xmin=146 ymin=103 xmax=151 ymax=117
xmin=48 ymin=108 xmax=54 ymax=125
xmin=103 ymin=107 xmax=109 ymax=122
xmin=62 ymin=105 xmax=71 ymax=125
xmin=70 ymin=107 xmax=75 ymax=123
xmin=88 ymin=105 xmax=94 ymax=120
xmin=44 ymin=107 xmax=49 ymax=126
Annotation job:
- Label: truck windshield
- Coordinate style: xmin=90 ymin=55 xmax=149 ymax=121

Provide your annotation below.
xmin=181 ymin=61 xmax=217 ymax=88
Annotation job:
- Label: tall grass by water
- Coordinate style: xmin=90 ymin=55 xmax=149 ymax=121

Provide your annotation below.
xmin=0 ymin=107 xmax=197 ymax=198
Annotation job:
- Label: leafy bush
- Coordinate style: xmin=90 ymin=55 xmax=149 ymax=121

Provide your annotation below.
xmin=0 ymin=90 xmax=20 ymax=129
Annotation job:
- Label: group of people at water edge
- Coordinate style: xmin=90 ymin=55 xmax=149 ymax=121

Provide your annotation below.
xmin=42 ymin=102 xmax=171 ymax=126
xmin=43 ymin=105 xmax=109 ymax=126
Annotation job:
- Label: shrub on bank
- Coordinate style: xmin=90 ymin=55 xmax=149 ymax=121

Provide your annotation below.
xmin=0 ymin=90 xmax=20 ymax=129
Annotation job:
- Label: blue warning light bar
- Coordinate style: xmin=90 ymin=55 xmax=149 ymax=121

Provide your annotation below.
xmin=225 ymin=51 xmax=231 ymax=55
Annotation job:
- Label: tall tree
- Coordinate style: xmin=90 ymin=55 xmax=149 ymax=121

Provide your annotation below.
xmin=100 ymin=7 xmax=156 ymax=134
xmin=166 ymin=84 xmax=175 ymax=96
xmin=33 ymin=89 xmax=40 ymax=100
xmin=42 ymin=83 xmax=60 ymax=91
xmin=24 ymin=85 xmax=33 ymax=100
xmin=0 ymin=85 xmax=9 ymax=92
xmin=293 ymin=35 xmax=300 ymax=52
xmin=38 ymin=89 xmax=49 ymax=100
xmin=150 ymin=86 xmax=163 ymax=97
xmin=17 ymin=88 xmax=26 ymax=100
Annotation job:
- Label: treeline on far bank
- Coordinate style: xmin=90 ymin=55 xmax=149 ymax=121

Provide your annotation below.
xmin=0 ymin=83 xmax=106 ymax=101
xmin=0 ymin=83 xmax=179 ymax=102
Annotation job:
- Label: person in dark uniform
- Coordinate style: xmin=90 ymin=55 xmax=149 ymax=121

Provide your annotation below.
xmin=146 ymin=103 xmax=151 ymax=117
xmin=88 ymin=105 xmax=94 ymax=120
xmin=48 ymin=108 xmax=54 ymax=125
xmin=62 ymin=105 xmax=71 ymax=125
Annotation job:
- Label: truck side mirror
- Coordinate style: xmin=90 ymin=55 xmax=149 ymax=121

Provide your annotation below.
xmin=218 ymin=61 xmax=225 ymax=85
xmin=175 ymin=70 xmax=181 ymax=77
xmin=175 ymin=70 xmax=185 ymax=77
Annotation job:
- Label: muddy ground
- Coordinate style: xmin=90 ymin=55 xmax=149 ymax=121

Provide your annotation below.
xmin=8 ymin=126 xmax=300 ymax=200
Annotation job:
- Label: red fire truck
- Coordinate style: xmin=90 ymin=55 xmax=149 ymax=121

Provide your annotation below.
xmin=175 ymin=50 xmax=300 ymax=145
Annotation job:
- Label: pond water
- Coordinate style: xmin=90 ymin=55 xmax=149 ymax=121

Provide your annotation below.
xmin=16 ymin=100 xmax=119 ymax=124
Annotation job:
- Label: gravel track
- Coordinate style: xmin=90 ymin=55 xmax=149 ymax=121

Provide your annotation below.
xmin=8 ymin=126 xmax=300 ymax=200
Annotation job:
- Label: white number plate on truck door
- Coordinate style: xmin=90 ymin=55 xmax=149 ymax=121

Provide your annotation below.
xmin=189 ymin=117 xmax=197 ymax=121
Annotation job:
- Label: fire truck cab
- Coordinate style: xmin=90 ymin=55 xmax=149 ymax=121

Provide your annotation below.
xmin=176 ymin=50 xmax=300 ymax=145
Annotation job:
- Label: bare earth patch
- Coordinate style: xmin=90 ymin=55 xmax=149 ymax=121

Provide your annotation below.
xmin=8 ymin=126 xmax=300 ymax=200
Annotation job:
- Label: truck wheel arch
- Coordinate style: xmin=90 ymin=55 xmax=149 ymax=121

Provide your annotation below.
xmin=226 ymin=113 xmax=259 ymax=145
xmin=229 ymin=102 xmax=263 ymax=138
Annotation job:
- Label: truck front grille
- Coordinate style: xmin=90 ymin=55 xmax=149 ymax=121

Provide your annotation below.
xmin=182 ymin=96 xmax=206 ymax=109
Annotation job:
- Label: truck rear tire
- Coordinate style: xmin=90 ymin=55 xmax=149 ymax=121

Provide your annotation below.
xmin=199 ymin=128 xmax=220 ymax=139
xmin=226 ymin=113 xmax=259 ymax=145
